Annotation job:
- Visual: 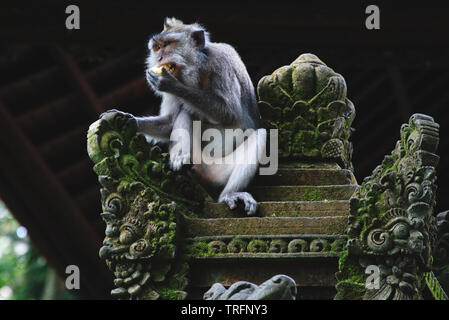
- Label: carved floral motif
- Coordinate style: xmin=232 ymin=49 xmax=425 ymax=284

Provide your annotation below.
xmin=87 ymin=111 xmax=204 ymax=299
xmin=186 ymin=235 xmax=346 ymax=257
xmin=257 ymin=53 xmax=355 ymax=169
xmin=335 ymin=114 xmax=439 ymax=300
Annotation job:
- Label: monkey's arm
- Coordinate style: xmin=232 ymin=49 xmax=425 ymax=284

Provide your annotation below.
xmin=135 ymin=113 xmax=175 ymax=140
xmin=176 ymin=87 xmax=240 ymax=126
xmin=101 ymin=108 xmax=175 ymax=140
xmin=147 ymin=70 xmax=241 ymax=126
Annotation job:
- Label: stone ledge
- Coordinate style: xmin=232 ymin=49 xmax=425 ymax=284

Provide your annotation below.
xmin=202 ymin=200 xmax=350 ymax=218
xmin=250 ymin=184 xmax=360 ymax=201
xmin=254 ymin=168 xmax=355 ymax=186
xmin=184 ymin=216 xmax=348 ymax=237
xmin=192 ymin=252 xmax=339 ymax=259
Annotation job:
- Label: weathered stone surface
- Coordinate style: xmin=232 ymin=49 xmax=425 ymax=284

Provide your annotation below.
xmin=87 ymin=111 xmax=201 ymax=300
xmin=184 ymin=216 xmax=348 ymax=237
xmin=335 ymin=113 xmax=440 ymax=300
xmin=184 ymin=234 xmax=346 ymax=257
xmin=432 ymin=210 xmax=449 ymax=297
xmin=202 ymin=200 xmax=350 ymax=218
xmin=194 ymin=252 xmax=339 ymax=259
xmin=278 ymin=162 xmax=343 ymax=169
xmin=257 ymin=53 xmax=355 ymax=169
xmin=254 ymin=168 xmax=355 ymax=186
xmin=250 ymin=185 xmax=359 ymax=201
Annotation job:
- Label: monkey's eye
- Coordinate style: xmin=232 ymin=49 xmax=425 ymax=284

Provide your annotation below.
xmin=153 ymin=43 xmax=160 ymax=51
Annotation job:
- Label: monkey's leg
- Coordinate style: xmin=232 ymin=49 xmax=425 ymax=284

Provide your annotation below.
xmin=213 ymin=128 xmax=267 ymax=216
xmin=169 ymin=108 xmax=192 ymax=171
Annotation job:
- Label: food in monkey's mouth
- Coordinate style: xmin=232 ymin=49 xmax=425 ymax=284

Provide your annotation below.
xmin=150 ymin=64 xmax=176 ymax=75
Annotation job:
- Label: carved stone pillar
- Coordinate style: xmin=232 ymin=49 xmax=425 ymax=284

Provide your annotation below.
xmin=257 ymin=53 xmax=355 ymax=170
xmin=335 ymin=114 xmax=440 ymax=300
xmin=186 ymin=54 xmax=358 ymax=299
xmin=432 ymin=210 xmax=449 ymax=298
xmin=87 ymin=112 xmax=205 ymax=299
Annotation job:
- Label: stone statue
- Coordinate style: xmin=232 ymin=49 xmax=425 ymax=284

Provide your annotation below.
xmin=87 ymin=112 xmax=205 ymax=299
xmin=335 ymin=114 xmax=440 ymax=300
xmin=203 ymin=275 xmax=297 ymax=300
xmin=257 ymin=53 xmax=355 ymax=170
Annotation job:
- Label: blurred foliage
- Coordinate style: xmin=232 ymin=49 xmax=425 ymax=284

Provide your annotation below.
xmin=0 ymin=200 xmax=76 ymax=300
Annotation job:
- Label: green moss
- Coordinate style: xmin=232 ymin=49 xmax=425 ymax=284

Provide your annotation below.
xmin=303 ymin=188 xmax=323 ymax=201
xmin=156 ymin=287 xmax=184 ymax=300
xmin=335 ymin=281 xmax=365 ymax=300
xmin=291 ymin=130 xmax=321 ymax=158
xmin=183 ymin=241 xmax=217 ymax=258
xmin=247 ymin=239 xmax=268 ymax=253
xmin=330 ymin=239 xmax=346 ymax=253
xmin=337 ymin=250 xmax=365 ymax=286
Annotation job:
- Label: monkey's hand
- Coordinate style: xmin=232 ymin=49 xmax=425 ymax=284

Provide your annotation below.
xmin=219 ymin=192 xmax=258 ymax=216
xmin=146 ymin=68 xmax=182 ymax=93
xmin=99 ymin=109 xmax=134 ymax=119
xmin=169 ymin=151 xmax=191 ymax=171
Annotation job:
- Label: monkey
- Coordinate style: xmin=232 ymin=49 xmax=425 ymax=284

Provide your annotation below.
xmin=103 ymin=18 xmax=266 ymax=216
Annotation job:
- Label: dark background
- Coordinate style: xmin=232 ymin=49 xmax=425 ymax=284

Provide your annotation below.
xmin=0 ymin=1 xmax=448 ymax=298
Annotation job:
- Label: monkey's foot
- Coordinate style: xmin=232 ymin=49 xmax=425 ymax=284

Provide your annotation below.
xmin=170 ymin=153 xmax=191 ymax=171
xmin=219 ymin=192 xmax=258 ymax=216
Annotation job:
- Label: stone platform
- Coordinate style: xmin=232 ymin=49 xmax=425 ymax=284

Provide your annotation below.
xmin=184 ymin=163 xmax=359 ymax=299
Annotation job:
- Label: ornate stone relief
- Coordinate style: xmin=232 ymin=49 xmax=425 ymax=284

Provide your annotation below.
xmin=335 ymin=114 xmax=440 ymax=300
xmin=87 ymin=111 xmax=205 ymax=299
xmin=257 ymin=53 xmax=355 ymax=169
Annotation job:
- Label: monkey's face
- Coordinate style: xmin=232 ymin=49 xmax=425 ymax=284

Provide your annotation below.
xmin=146 ymin=27 xmax=207 ymax=90
xmin=146 ymin=32 xmax=191 ymax=81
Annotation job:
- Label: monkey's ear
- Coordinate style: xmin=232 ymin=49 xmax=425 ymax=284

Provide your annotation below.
xmin=192 ymin=30 xmax=206 ymax=49
xmin=163 ymin=17 xmax=173 ymax=31
xmin=164 ymin=17 xmax=183 ymax=31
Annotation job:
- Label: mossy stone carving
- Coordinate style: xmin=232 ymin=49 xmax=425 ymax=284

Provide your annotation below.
xmin=87 ymin=111 xmax=205 ymax=300
xmin=432 ymin=211 xmax=449 ymax=298
xmin=335 ymin=114 xmax=440 ymax=300
xmin=257 ymin=53 xmax=355 ymax=169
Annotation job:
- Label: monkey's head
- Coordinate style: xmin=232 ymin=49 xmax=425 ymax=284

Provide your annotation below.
xmin=146 ymin=17 xmax=210 ymax=90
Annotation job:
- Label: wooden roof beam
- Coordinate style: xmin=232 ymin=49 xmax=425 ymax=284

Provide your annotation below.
xmin=0 ymin=102 xmax=112 ymax=298
xmin=49 ymin=45 xmax=104 ymax=118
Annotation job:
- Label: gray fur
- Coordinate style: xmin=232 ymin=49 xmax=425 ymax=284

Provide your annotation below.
xmin=112 ymin=18 xmax=264 ymax=215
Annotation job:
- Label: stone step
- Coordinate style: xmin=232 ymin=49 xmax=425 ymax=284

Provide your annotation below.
xmin=278 ymin=162 xmax=342 ymax=169
xmin=249 ymin=185 xmax=359 ymax=201
xmin=184 ymin=216 xmax=348 ymax=237
xmin=202 ymin=200 xmax=350 ymax=218
xmin=254 ymin=168 xmax=356 ymax=186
